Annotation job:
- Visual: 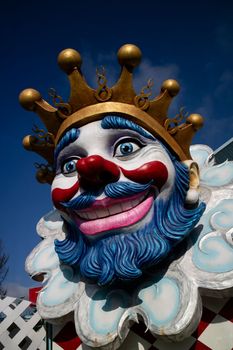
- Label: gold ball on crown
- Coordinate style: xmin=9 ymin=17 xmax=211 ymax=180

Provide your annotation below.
xmin=186 ymin=114 xmax=204 ymax=131
xmin=57 ymin=48 xmax=82 ymax=73
xmin=19 ymin=88 xmax=41 ymax=111
xmin=117 ymin=44 xmax=142 ymax=68
xmin=161 ymin=79 xmax=180 ymax=97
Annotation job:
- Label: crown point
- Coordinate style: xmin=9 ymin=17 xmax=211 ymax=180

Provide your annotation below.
xmin=35 ymin=167 xmax=54 ymax=184
xmin=19 ymin=89 xmax=41 ymax=111
xmin=22 ymin=135 xmax=33 ymax=150
xmin=57 ymin=48 xmax=82 ymax=74
xmin=186 ymin=113 xmax=204 ymax=130
xmin=117 ymin=44 xmax=142 ymax=68
xmin=36 ymin=168 xmax=49 ymax=183
xmin=161 ymin=79 xmax=180 ymax=97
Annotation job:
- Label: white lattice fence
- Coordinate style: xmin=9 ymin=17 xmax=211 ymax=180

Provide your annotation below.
xmin=0 ymin=296 xmax=47 ymax=350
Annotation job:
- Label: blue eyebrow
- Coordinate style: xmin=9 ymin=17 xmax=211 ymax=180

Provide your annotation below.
xmin=101 ymin=115 xmax=155 ymax=140
xmin=54 ymin=128 xmax=80 ymax=160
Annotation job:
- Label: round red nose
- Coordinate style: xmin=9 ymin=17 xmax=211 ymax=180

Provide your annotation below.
xmin=76 ymin=155 xmax=120 ymax=190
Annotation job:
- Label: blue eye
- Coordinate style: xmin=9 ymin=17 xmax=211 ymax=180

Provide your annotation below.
xmin=114 ymin=140 xmax=141 ymax=157
xmin=62 ymin=159 xmax=78 ymax=174
xmin=120 ymin=143 xmax=133 ymax=154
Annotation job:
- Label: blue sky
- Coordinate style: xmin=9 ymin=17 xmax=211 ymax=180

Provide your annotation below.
xmin=1 ymin=0 xmax=233 ymax=297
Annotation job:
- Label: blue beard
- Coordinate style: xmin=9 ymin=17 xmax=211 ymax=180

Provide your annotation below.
xmin=55 ymin=160 xmax=206 ymax=286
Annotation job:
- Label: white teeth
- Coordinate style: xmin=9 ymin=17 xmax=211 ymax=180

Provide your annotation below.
xmin=109 ymin=204 xmax=122 ymax=215
xmin=96 ymin=208 xmax=109 ymax=218
xmin=132 ymin=199 xmax=140 ymax=207
xmin=78 ymin=212 xmax=89 ymax=219
xmin=88 ymin=211 xmax=98 ymax=220
xmin=122 ymin=201 xmax=133 ymax=211
xmin=77 ymin=193 xmax=148 ymax=220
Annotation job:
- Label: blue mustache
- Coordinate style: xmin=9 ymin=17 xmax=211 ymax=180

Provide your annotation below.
xmin=61 ymin=181 xmax=152 ymax=210
xmin=61 ymin=191 xmax=96 ymax=210
xmin=104 ymin=181 xmax=152 ymax=198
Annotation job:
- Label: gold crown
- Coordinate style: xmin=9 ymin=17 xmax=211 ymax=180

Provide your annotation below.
xmin=19 ymin=44 xmax=204 ymax=184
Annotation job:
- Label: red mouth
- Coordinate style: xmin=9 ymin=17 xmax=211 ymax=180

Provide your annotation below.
xmin=71 ymin=190 xmax=154 ymax=236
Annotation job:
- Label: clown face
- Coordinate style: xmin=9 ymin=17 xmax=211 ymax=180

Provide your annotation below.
xmin=51 ymin=116 xmax=204 ymax=285
xmin=52 ymin=116 xmax=176 ymax=237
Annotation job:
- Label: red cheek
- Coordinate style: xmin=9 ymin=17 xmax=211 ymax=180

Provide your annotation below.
xmin=120 ymin=161 xmax=168 ymax=190
xmin=51 ymin=181 xmax=79 ymax=210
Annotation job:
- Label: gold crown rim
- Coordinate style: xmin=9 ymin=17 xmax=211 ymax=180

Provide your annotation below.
xmin=55 ymin=102 xmax=188 ymax=161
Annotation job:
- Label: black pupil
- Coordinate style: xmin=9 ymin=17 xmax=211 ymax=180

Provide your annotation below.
xmin=121 ymin=143 xmax=132 ymax=154
xmin=67 ymin=162 xmax=75 ymax=171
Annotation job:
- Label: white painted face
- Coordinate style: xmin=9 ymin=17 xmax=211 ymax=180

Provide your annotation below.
xmin=52 ymin=118 xmax=176 ymax=238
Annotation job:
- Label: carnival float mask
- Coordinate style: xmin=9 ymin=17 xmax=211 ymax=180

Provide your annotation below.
xmin=20 ymin=44 xmax=233 ymax=349
xmin=19 ymin=44 xmax=206 ymax=285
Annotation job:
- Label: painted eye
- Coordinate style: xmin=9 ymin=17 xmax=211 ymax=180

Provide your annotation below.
xmin=114 ymin=139 xmax=141 ymax=157
xmin=62 ymin=159 xmax=78 ymax=174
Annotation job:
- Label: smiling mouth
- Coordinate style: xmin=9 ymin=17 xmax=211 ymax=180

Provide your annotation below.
xmin=71 ymin=190 xmax=154 ymax=236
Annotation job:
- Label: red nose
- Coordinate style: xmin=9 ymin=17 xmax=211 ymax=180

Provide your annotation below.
xmin=76 ymin=155 xmax=120 ymax=190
